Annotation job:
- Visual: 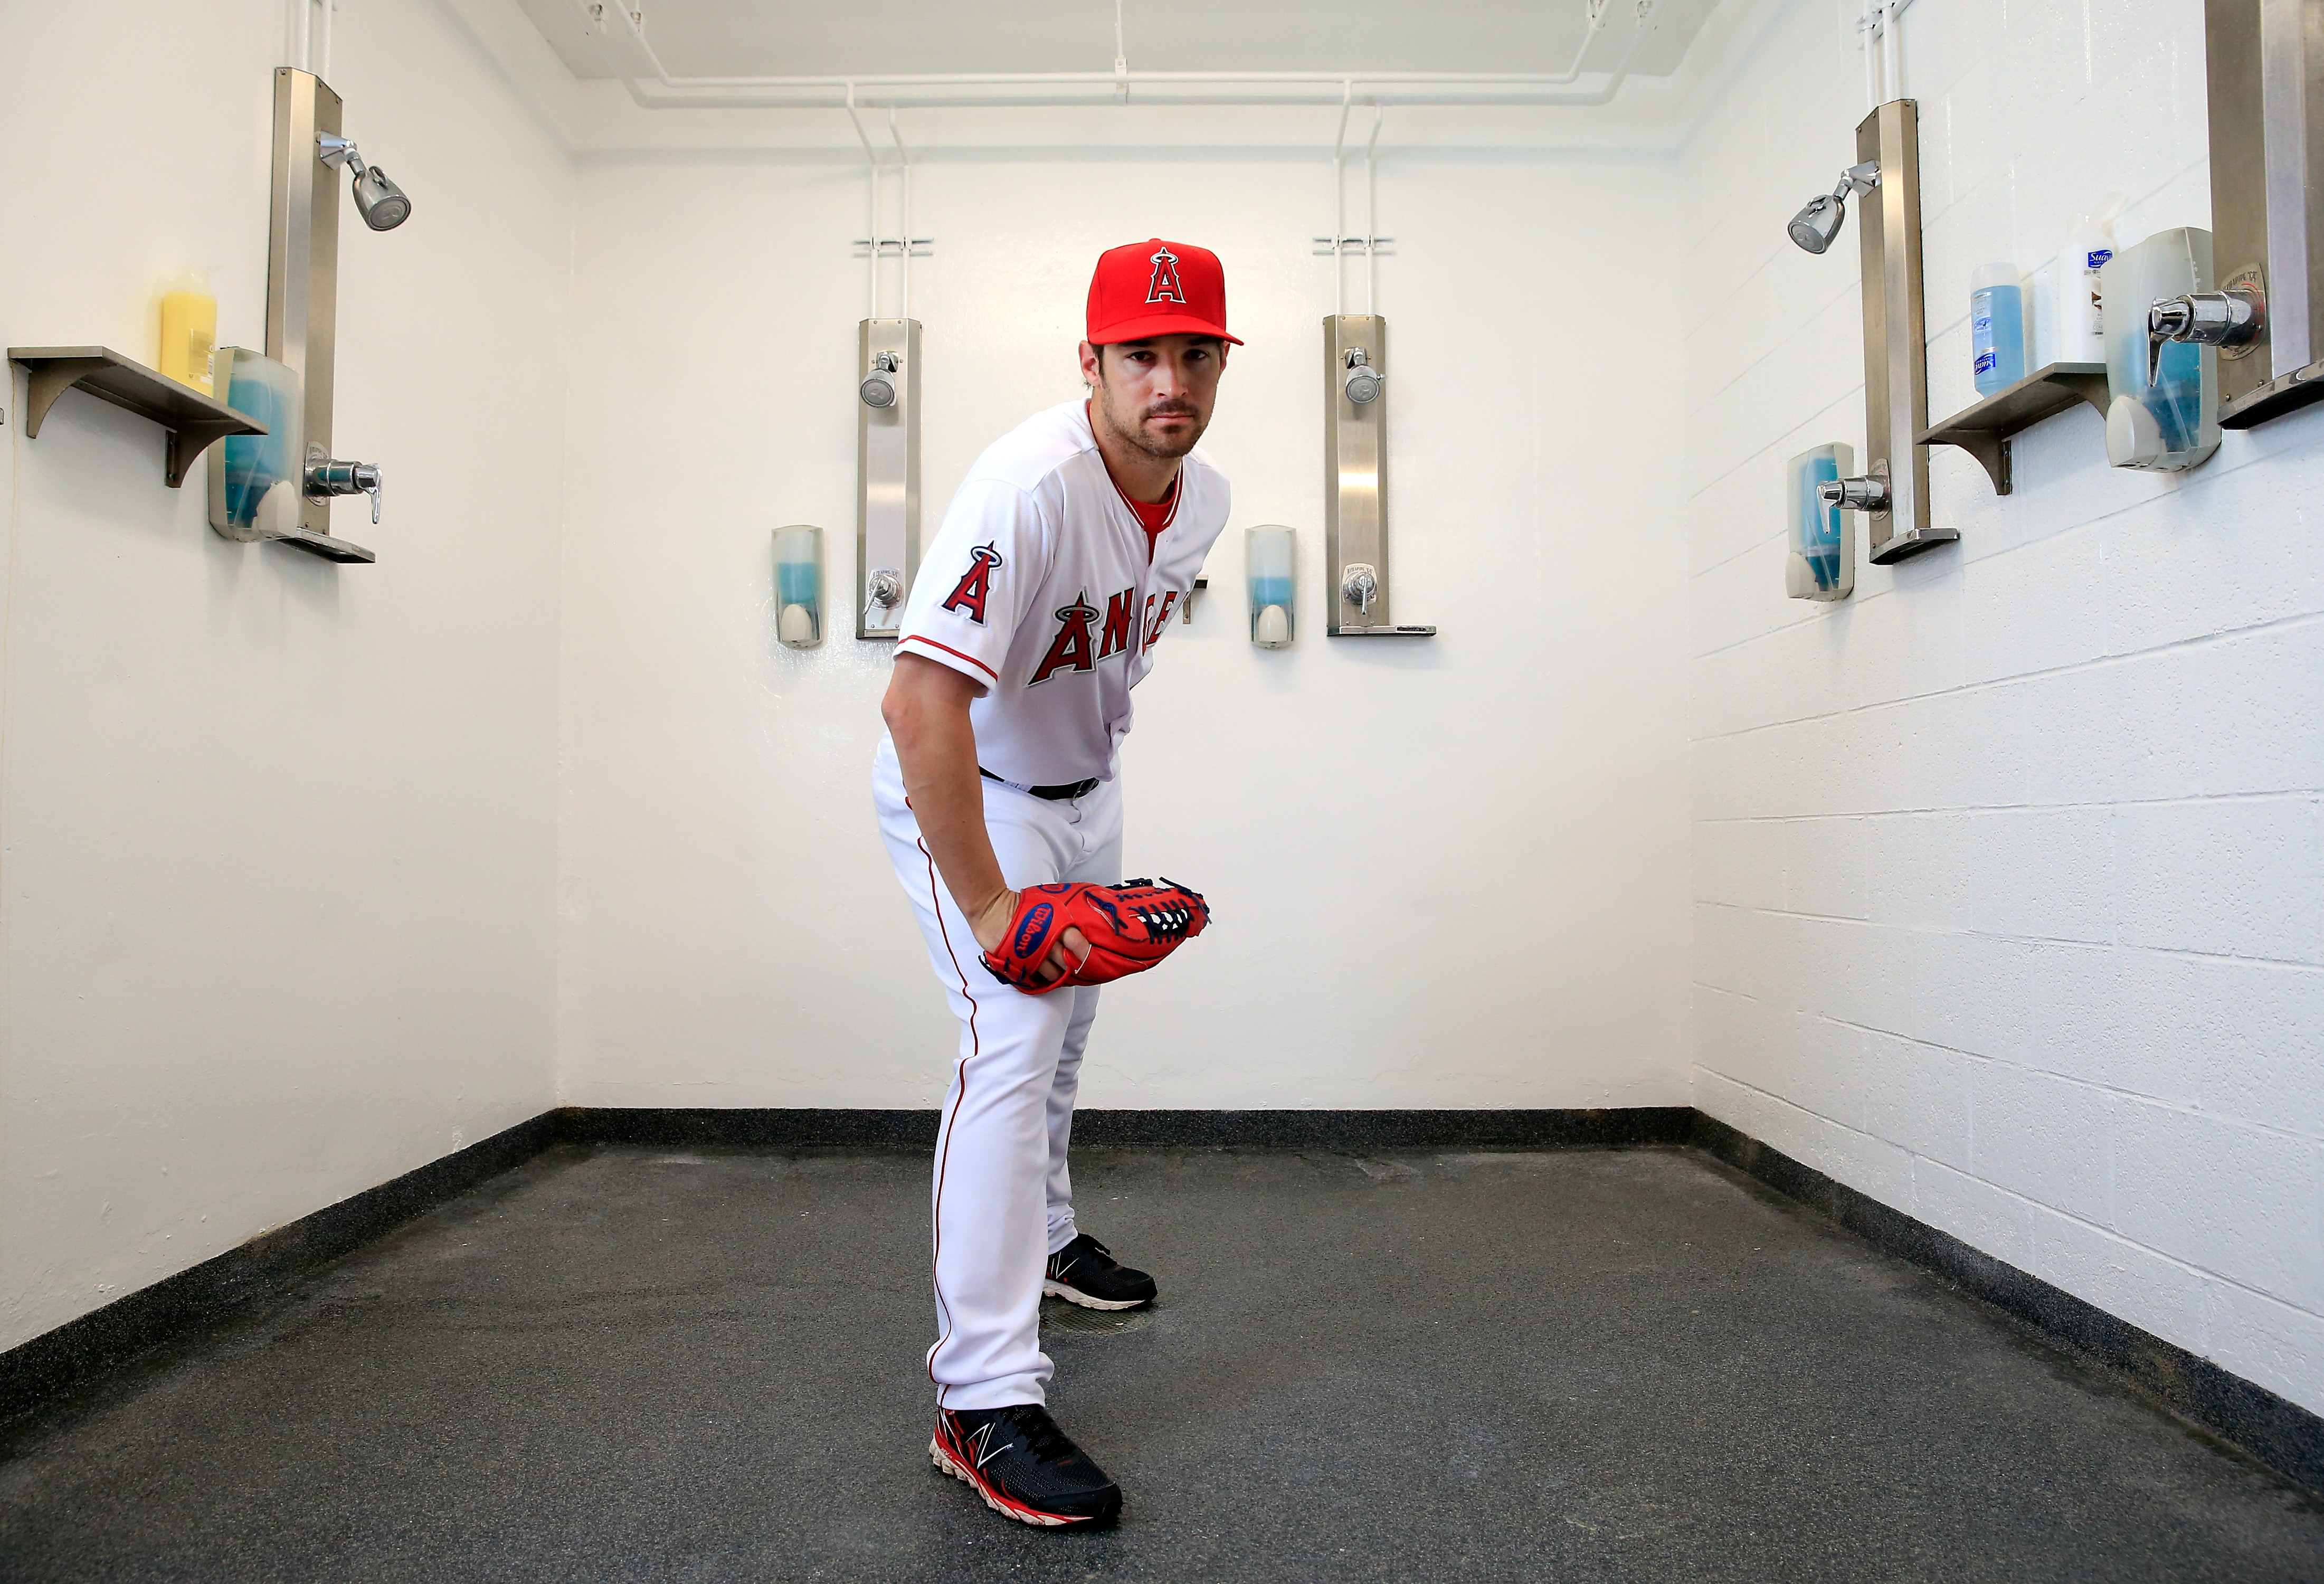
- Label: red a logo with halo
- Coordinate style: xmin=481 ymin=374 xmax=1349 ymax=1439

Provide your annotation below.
xmin=1145 ymin=246 xmax=1186 ymax=305
xmin=941 ymin=543 xmax=1003 ymax=624
xmin=1029 ymin=592 xmax=1102 ymax=685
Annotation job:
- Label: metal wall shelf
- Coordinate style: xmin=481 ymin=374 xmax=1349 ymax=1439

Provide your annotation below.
xmin=8 ymin=346 xmax=267 ymax=489
xmin=1917 ymin=361 xmax=2109 ymax=495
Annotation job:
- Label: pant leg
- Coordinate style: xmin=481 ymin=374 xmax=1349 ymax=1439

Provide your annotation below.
xmin=1043 ymin=988 xmax=1099 ymax=1255
xmin=1042 ymin=783 xmax=1125 ymax=1256
xmin=874 ymin=740 xmax=1077 ymax=1410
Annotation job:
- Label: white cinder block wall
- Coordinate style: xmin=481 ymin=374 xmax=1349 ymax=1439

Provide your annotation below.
xmin=0 ymin=0 xmax=573 ymax=1351
xmin=1683 ymin=0 xmax=2324 ymax=1414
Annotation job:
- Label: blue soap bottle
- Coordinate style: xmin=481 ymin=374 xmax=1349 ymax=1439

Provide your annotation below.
xmin=1971 ymin=262 xmax=2027 ymax=395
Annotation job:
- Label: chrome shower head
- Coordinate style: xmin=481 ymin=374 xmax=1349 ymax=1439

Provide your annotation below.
xmin=1788 ymin=161 xmax=1880 ymax=254
xmin=1789 ymin=194 xmax=1846 ymax=254
xmin=351 ymin=164 xmax=411 ymax=231
xmin=317 ymin=134 xmax=412 ymax=231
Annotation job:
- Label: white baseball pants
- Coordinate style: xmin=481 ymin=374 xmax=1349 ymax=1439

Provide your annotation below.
xmin=872 ymin=737 xmax=1124 ymax=1410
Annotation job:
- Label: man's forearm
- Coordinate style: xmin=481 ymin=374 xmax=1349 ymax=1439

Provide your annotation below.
xmin=885 ymin=663 xmax=1011 ymax=946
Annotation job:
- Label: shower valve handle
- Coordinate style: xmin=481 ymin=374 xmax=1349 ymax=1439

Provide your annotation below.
xmin=1341 ymin=562 xmax=1379 ymax=614
xmin=307 ymin=455 xmax=384 ymax=525
xmin=2146 ymin=288 xmax=2263 ymax=383
xmin=1818 ymin=475 xmax=1891 ymax=514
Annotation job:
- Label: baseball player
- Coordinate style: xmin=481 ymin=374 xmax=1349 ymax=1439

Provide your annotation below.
xmin=873 ymin=238 xmax=1236 ymax=1530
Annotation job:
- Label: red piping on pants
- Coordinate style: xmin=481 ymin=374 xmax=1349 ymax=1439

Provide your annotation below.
xmin=921 ymin=836 xmax=980 ymax=1405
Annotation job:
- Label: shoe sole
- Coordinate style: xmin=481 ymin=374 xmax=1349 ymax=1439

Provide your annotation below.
xmin=1042 ymin=1278 xmax=1152 ymax=1312
xmin=929 ymin=1435 xmax=1117 ymax=1530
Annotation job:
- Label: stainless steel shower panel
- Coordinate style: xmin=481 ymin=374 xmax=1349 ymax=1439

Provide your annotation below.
xmin=856 ymin=318 xmax=922 ymax=640
xmin=2205 ymin=0 xmax=2324 ymax=427
xmin=269 ymin=68 xmax=341 ymax=539
xmin=1324 ymin=315 xmax=1432 ymax=636
xmin=1854 ymin=100 xmax=1948 ymax=563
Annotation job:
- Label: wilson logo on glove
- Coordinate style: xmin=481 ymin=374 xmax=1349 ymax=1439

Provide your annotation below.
xmin=982 ymin=878 xmax=1210 ymax=994
xmin=1012 ymin=902 xmax=1057 ymax=958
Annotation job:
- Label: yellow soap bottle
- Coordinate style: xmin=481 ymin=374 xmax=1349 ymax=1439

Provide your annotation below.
xmin=157 ymin=268 xmax=219 ymax=396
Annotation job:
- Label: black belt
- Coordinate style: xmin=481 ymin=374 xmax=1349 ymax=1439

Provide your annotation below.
xmin=981 ymin=767 xmax=1100 ymax=801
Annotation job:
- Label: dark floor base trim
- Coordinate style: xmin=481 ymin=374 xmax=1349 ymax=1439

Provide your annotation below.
xmin=1067 ymin=1107 xmax=1695 ymax=1149
xmin=547 ymin=1106 xmax=1697 ymax=1151
xmin=1691 ymin=1112 xmax=2324 ymax=1497
xmin=0 ymin=1111 xmax=556 ymax=1430
xmin=555 ymin=1106 xmax=938 ymax=1149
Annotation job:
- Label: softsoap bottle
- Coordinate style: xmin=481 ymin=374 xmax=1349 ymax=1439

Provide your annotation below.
xmin=1970 ymin=262 xmax=2026 ymax=395
xmin=2060 ymin=193 xmax=2128 ymax=362
xmin=156 ymin=267 xmax=219 ymax=395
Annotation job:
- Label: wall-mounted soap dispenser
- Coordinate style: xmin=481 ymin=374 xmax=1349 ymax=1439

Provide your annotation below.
xmin=1247 ymin=526 xmax=1296 ymax=648
xmin=773 ymin=525 xmax=826 ymax=649
xmin=2101 ymin=229 xmax=2222 ymax=471
xmin=1785 ymin=443 xmax=1855 ymax=601
xmin=856 ymin=320 xmax=921 ymax=639
xmin=210 ymin=347 xmax=305 ymax=542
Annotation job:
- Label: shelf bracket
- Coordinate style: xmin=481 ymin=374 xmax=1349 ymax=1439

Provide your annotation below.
xmin=165 ymin=420 xmax=242 ymax=490
xmin=1953 ymin=432 xmax=2013 ymax=495
xmin=21 ymin=356 xmax=109 ymax=439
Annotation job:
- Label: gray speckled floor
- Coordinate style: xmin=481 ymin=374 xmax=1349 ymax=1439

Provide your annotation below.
xmin=3 ymin=1144 xmax=2321 ymax=1582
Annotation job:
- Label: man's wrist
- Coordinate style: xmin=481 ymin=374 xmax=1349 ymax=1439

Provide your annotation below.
xmin=966 ymin=888 xmax=1017 ymax=953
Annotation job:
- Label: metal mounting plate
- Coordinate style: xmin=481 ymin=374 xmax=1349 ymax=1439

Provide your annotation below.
xmin=856 ymin=318 xmax=921 ymax=640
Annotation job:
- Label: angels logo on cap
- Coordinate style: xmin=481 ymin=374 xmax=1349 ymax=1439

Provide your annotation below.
xmin=1086 ymin=238 xmax=1243 ymax=346
xmin=1145 ymin=246 xmax=1187 ymax=306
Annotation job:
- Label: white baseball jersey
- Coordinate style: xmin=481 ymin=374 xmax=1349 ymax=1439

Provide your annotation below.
xmin=895 ymin=399 xmax=1231 ymax=787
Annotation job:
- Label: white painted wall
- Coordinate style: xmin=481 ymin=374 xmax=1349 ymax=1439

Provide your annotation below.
xmin=0 ymin=0 xmax=572 ymax=1350
xmin=556 ymin=145 xmax=1695 ymax=1109
xmin=1682 ymin=0 xmax=2324 ymax=1412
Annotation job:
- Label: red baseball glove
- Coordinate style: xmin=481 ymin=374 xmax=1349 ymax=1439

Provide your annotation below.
xmin=980 ymin=878 xmax=1210 ymax=994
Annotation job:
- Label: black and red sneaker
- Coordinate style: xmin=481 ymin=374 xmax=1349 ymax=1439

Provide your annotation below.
xmin=931 ymin=1403 xmax=1123 ymax=1529
xmin=1044 ymin=1234 xmax=1157 ymax=1311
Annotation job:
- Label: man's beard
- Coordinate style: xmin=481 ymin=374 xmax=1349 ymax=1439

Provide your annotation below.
xmin=1096 ymin=388 xmax=1206 ymax=461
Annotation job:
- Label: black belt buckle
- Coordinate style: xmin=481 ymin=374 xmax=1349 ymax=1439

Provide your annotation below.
xmin=981 ymin=767 xmax=1099 ymax=801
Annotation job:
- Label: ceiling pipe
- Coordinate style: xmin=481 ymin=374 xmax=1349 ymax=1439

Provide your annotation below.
xmin=843 ymin=84 xmax=880 ymax=317
xmin=565 ymin=0 xmax=1661 ymax=110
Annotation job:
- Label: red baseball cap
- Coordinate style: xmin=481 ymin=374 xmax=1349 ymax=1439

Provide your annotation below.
xmin=1086 ymin=238 xmax=1242 ymax=346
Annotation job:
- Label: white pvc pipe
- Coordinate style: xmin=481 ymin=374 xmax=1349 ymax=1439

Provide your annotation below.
xmin=889 ymin=107 xmax=912 ymax=319
xmin=1863 ymin=10 xmax=1879 ymax=109
xmin=1332 ymin=83 xmax=1351 ymax=316
xmin=1884 ymin=0 xmax=1911 ymax=99
xmin=1364 ymin=105 xmax=1384 ymax=316
xmin=845 ymin=87 xmax=879 ymax=317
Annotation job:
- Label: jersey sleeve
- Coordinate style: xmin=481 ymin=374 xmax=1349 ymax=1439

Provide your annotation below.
xmin=896 ymin=479 xmax=1049 ymax=691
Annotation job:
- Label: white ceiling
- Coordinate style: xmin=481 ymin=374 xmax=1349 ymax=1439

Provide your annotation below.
xmin=517 ymin=0 xmax=1723 ymax=81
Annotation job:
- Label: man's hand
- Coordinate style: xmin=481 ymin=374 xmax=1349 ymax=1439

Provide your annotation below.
xmin=968 ymin=891 xmax=1088 ymax=990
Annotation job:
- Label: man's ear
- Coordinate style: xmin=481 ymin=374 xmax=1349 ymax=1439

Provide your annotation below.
xmin=1077 ymin=339 xmax=1102 ymax=388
